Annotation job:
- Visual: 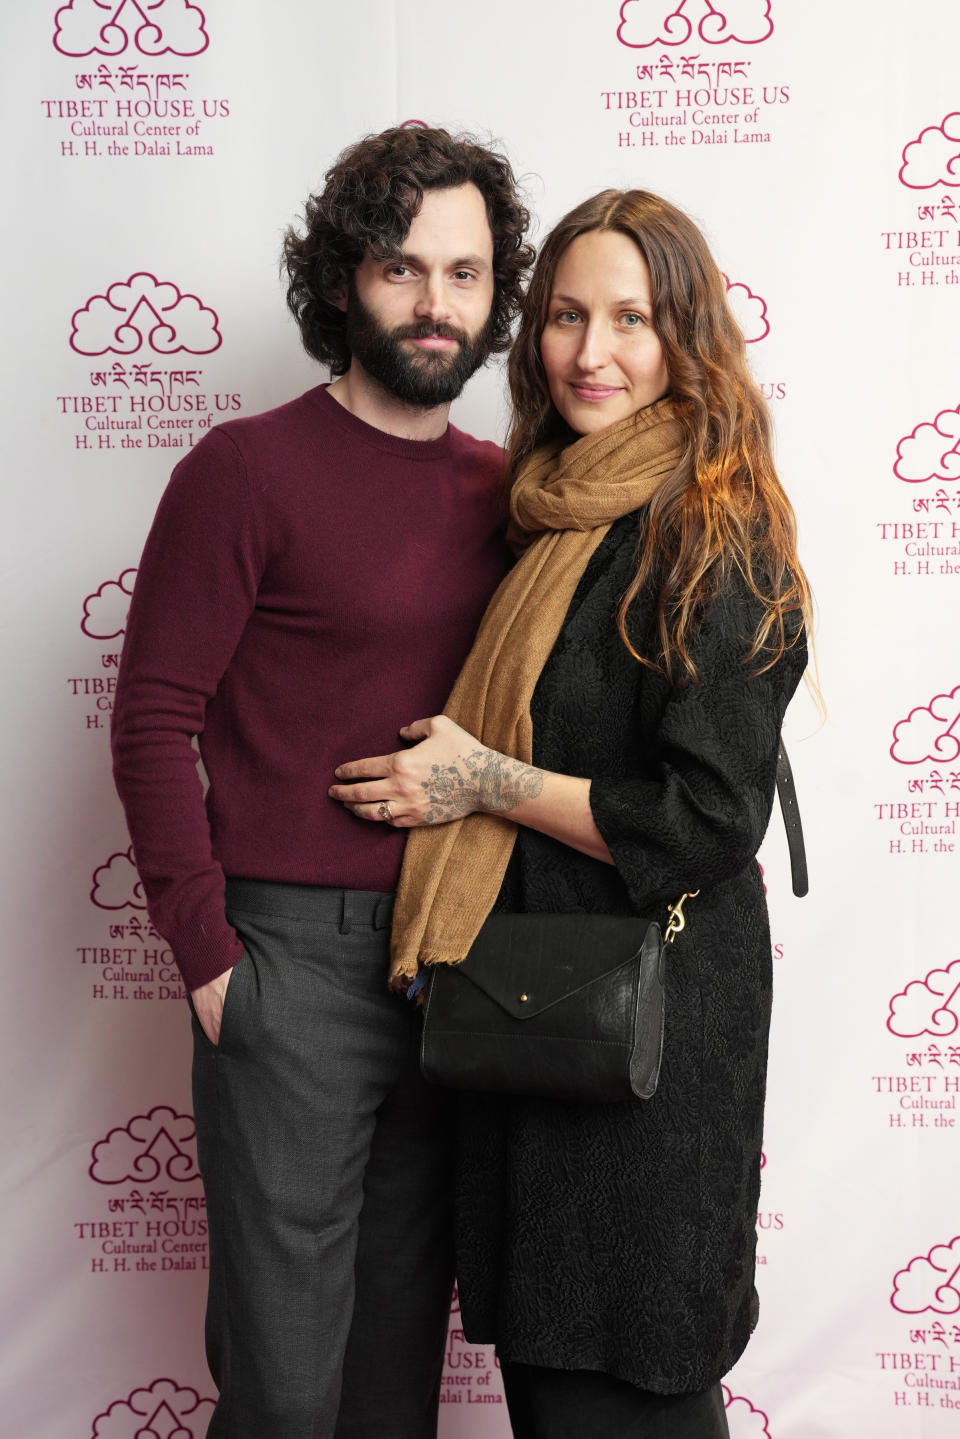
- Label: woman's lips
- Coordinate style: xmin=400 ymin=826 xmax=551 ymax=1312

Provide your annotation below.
xmin=569 ymin=383 xmax=622 ymax=401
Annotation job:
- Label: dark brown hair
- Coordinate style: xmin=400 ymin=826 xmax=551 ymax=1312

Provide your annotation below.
xmin=283 ymin=125 xmax=534 ymax=375
xmin=507 ymin=188 xmax=812 ymax=682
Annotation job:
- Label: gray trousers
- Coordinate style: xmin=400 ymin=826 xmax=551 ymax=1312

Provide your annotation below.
xmin=191 ymin=880 xmax=455 ymax=1439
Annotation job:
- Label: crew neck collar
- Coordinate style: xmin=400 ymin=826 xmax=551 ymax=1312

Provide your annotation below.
xmin=309 ymin=383 xmax=456 ymax=460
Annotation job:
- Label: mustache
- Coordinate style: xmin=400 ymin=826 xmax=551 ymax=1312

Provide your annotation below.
xmin=392 ymin=321 xmax=467 ymax=344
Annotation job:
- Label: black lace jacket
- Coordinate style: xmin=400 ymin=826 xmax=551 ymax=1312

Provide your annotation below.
xmin=455 ymin=510 xmax=807 ymax=1393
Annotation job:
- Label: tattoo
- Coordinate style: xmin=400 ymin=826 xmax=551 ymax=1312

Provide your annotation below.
xmin=421 ymin=749 xmax=544 ymax=824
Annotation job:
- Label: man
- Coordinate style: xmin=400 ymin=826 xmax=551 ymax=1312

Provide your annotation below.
xmin=112 ymin=124 xmax=532 ymax=1439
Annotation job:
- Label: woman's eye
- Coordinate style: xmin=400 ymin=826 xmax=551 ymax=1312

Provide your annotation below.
xmin=620 ymin=312 xmax=645 ymax=327
xmin=555 ymin=310 xmax=581 ymax=325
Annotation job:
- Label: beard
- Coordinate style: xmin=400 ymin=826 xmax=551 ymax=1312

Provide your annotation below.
xmin=344 ymin=286 xmax=493 ymax=407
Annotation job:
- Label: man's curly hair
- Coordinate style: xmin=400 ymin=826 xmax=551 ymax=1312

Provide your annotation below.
xmin=282 ymin=125 xmax=534 ymax=375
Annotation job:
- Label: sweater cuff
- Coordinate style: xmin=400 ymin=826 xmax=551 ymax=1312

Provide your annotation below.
xmin=173 ymin=920 xmax=245 ymax=994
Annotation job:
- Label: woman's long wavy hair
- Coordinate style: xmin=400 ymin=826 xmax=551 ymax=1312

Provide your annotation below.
xmin=507 ymin=189 xmax=812 ymax=683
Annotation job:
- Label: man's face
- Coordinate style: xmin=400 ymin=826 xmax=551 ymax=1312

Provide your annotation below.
xmin=346 ymin=182 xmax=496 ymax=407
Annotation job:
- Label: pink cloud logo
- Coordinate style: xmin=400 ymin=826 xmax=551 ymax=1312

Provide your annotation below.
xmin=82 ymin=569 xmax=137 ymax=639
xmin=891 ymin=1236 xmax=960 ymax=1315
xmin=895 ymin=406 xmax=960 ymax=484
xmin=618 ymin=0 xmax=774 ymax=48
xmin=888 ymin=960 xmax=960 ymax=1038
xmin=91 ymin=846 xmax=146 ymax=910
xmin=92 ymin=1378 xmax=214 ymax=1438
xmin=890 ymin=686 xmax=960 ymax=765
xmin=71 ymin=273 xmax=222 ymax=357
xmin=723 ymin=275 xmax=770 ymax=343
xmin=722 ymin=1384 xmax=772 ymax=1437
xmin=900 ymin=113 xmax=960 ymax=190
xmin=90 ymin=1106 xmax=199 ymax=1184
xmin=54 ymin=0 xmax=209 ymax=59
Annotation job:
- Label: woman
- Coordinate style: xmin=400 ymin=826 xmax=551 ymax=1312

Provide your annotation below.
xmin=330 ymin=189 xmax=812 ymax=1436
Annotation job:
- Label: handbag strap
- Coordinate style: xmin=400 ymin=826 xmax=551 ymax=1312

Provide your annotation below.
xmin=775 ymin=740 xmax=808 ymax=897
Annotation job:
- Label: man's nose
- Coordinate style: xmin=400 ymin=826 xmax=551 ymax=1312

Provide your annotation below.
xmin=414 ymin=273 xmax=452 ymax=322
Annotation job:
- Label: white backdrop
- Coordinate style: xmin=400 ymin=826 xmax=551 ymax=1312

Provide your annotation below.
xmin=3 ymin=3 xmax=959 ymax=1436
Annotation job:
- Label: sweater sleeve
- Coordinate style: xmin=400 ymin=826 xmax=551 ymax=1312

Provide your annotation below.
xmin=589 ymin=579 xmax=807 ymax=913
xmin=111 ymin=428 xmax=262 ymax=991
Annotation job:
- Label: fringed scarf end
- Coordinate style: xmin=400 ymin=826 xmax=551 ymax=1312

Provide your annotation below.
xmin=388 ymin=948 xmax=469 ymax=996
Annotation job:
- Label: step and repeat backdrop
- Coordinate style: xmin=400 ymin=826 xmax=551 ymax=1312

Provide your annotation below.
xmin=2 ymin=3 xmax=958 ymax=1436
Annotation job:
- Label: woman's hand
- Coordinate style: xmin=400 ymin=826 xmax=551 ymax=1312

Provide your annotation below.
xmin=329 ymin=715 xmax=544 ymax=828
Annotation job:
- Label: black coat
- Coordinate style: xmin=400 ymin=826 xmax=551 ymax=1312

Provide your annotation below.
xmin=455 ymin=510 xmax=807 ymax=1393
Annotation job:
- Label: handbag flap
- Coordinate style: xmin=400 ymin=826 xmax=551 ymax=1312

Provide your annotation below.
xmin=453 ymin=912 xmax=653 ymax=1020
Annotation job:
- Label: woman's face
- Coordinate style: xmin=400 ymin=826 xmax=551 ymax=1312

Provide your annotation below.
xmin=539 ymin=229 xmax=670 ymax=436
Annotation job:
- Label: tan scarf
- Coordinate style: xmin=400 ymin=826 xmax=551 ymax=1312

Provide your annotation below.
xmin=388 ymin=396 xmax=685 ymax=987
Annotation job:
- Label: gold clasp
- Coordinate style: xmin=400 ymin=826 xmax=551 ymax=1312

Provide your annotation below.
xmin=664 ymin=890 xmax=699 ymax=944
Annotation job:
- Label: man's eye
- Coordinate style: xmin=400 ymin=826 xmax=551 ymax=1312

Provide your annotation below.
xmin=453 ymin=270 xmax=475 ymax=282
xmin=386 ymin=264 xmax=411 ymax=278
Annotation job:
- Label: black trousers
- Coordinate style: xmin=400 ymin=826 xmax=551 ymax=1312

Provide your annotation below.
xmin=500 ymin=1361 xmax=731 ymax=1439
xmin=191 ymin=880 xmax=455 ymax=1439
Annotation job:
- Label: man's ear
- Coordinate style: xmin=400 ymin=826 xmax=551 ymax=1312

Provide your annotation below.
xmin=333 ymin=286 xmax=348 ymax=314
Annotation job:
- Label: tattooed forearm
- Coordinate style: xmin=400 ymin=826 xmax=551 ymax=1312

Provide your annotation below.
xmin=421 ymin=749 xmax=545 ymax=823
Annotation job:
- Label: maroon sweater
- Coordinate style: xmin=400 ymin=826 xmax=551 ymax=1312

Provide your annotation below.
xmin=112 ymin=384 xmax=510 ymax=991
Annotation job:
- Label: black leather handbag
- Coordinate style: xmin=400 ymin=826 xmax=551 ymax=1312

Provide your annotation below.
xmin=420 ymin=899 xmax=693 ymax=1103
xmin=419 ymin=743 xmax=807 ymax=1104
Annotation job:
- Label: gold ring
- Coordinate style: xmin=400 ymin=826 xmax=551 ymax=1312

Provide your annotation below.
xmin=378 ymin=801 xmax=393 ymax=822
